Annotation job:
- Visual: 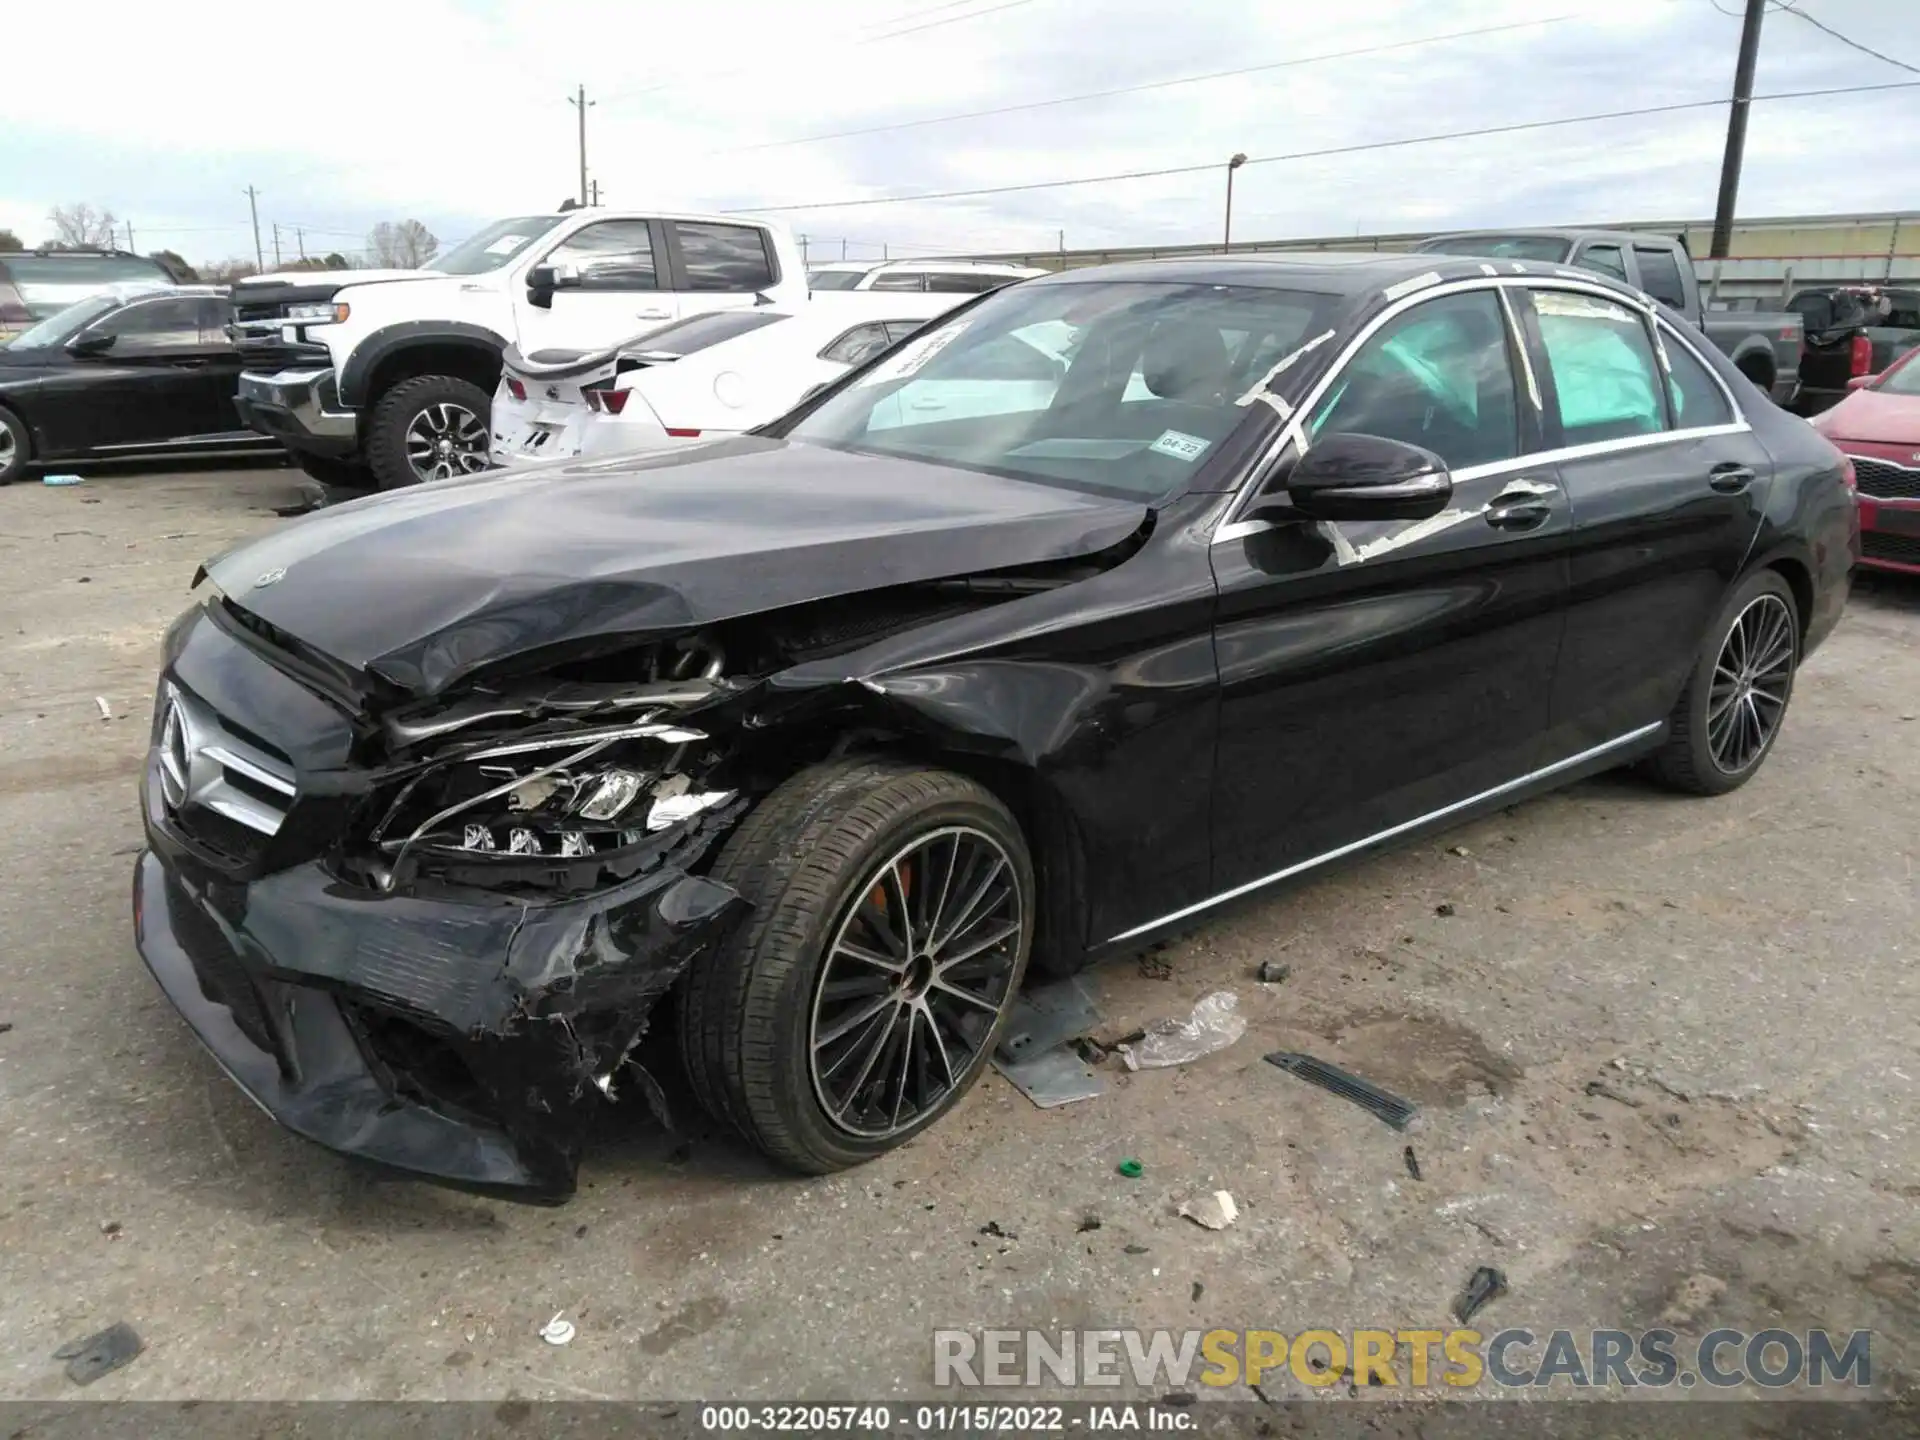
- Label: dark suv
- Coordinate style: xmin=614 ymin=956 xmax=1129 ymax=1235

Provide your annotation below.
xmin=0 ymin=250 xmax=181 ymax=341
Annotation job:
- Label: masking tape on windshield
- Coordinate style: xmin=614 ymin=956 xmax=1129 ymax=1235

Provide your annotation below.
xmin=1235 ymin=328 xmax=1336 ymax=408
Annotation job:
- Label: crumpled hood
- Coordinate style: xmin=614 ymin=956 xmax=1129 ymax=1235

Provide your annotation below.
xmin=204 ymin=437 xmax=1147 ymax=696
xmin=1814 ymin=387 xmax=1920 ymax=446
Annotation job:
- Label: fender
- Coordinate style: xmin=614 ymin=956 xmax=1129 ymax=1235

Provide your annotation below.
xmin=338 ymin=321 xmax=507 ymax=409
xmin=1723 ymin=332 xmax=1777 ymax=370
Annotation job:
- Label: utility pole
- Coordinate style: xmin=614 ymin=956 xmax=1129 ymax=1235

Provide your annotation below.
xmin=841 ymin=238 xmax=848 ymax=260
xmin=588 ymin=179 xmax=602 ymax=206
xmin=297 ymin=227 xmax=307 ymax=261
xmin=244 ymin=186 xmax=263 ymax=271
xmin=272 ymin=223 xmax=283 ymax=268
xmin=568 ymin=86 xmax=594 ymax=207
xmin=1223 ymin=152 xmax=1247 ymax=252
xmin=799 ymin=234 xmax=809 ymax=267
xmin=1709 ymin=0 xmax=1766 ymax=261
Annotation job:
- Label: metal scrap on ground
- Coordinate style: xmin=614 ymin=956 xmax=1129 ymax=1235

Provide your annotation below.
xmin=992 ymin=977 xmax=1107 ymax=1108
xmin=1453 ymin=1266 xmax=1509 ymax=1324
xmin=1264 ymin=1051 xmax=1418 ymax=1130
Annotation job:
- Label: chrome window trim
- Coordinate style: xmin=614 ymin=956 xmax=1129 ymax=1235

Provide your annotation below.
xmin=1103 ymin=721 xmax=1663 ymax=944
xmin=1212 ymin=275 xmax=1754 ymax=545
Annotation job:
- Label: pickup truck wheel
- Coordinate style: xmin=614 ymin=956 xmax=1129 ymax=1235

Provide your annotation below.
xmin=0 ymin=407 xmax=29 ymax=485
xmin=1649 ymin=569 xmax=1799 ymax=796
xmin=678 ymin=759 xmax=1034 ymax=1173
xmin=365 ymin=375 xmax=493 ymax=489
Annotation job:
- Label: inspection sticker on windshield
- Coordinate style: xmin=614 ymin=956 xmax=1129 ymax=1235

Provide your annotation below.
xmin=855 ymin=321 xmax=968 ymax=386
xmin=1149 ymin=429 xmax=1211 ymax=463
xmin=485 ymin=234 xmax=529 ymax=255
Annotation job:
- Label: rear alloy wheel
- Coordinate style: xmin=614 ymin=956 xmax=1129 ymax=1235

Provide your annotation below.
xmin=365 ymin=374 xmax=494 ymax=489
xmin=1650 ymin=569 xmax=1799 ymax=795
xmin=678 ymin=759 xmax=1034 ymax=1173
xmin=0 ymin=407 xmax=28 ymax=485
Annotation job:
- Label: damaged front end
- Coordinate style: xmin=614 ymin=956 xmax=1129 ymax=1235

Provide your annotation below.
xmin=136 ymin=610 xmax=757 ymax=1201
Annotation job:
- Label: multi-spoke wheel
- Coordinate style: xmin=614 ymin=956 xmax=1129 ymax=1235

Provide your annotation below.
xmin=1706 ymin=592 xmax=1795 ymax=775
xmin=0 ymin=406 xmax=28 ymax=485
xmin=1651 ymin=569 xmax=1800 ymax=795
xmin=365 ymin=374 xmax=495 ymax=490
xmin=809 ymin=826 xmax=1022 ymax=1139
xmin=678 ymin=760 xmax=1034 ymax=1173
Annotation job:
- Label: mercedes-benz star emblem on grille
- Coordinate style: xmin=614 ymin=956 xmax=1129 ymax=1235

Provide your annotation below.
xmin=157 ymin=699 xmax=189 ymax=810
xmin=253 ymin=567 xmax=286 ymax=589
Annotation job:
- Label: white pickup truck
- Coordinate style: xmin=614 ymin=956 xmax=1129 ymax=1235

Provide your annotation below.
xmin=229 ymin=210 xmax=808 ymax=489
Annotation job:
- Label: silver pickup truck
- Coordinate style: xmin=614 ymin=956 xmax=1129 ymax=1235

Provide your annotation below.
xmin=1415 ymin=229 xmax=1802 ymax=408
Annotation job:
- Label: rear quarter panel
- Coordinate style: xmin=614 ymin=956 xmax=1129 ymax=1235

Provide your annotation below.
xmin=1747 ymin=400 xmax=1855 ymax=655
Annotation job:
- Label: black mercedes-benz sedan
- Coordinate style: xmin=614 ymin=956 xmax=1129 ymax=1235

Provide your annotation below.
xmin=0 ymin=284 xmax=277 ymax=484
xmin=134 ymin=253 xmax=1857 ymax=1200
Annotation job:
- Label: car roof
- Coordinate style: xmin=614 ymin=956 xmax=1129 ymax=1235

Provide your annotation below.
xmin=1420 ymin=227 xmax=1666 ymax=248
xmin=810 ymin=258 xmax=1038 ymax=274
xmin=1028 ymin=251 xmax=1502 ymax=294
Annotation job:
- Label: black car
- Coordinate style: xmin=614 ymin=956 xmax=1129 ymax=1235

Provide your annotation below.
xmin=0 ymin=285 xmax=278 ymax=484
xmin=134 ymin=253 xmax=1855 ymax=1200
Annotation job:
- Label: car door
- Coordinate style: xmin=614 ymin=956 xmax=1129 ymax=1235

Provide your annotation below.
xmin=1516 ymin=283 xmax=1773 ymax=756
xmin=1208 ymin=286 xmax=1572 ymax=893
xmin=190 ymin=296 xmax=248 ymax=435
xmin=516 ymin=218 xmax=679 ymax=352
xmin=32 ymin=295 xmax=220 ymax=452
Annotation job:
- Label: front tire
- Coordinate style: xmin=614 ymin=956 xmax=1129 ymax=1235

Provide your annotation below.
xmin=1649 ymin=569 xmax=1799 ymax=795
xmin=364 ymin=375 xmax=493 ymax=490
xmin=679 ymin=759 xmax=1033 ymax=1173
xmin=0 ymin=406 xmax=29 ymax=485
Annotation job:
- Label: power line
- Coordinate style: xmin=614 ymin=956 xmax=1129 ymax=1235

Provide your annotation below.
xmin=716 ymin=13 xmax=1589 ymax=156
xmin=600 ymin=0 xmax=1033 ymax=103
xmin=1774 ymin=1 xmax=1919 ymax=75
xmin=723 ymin=79 xmax=1920 ymax=215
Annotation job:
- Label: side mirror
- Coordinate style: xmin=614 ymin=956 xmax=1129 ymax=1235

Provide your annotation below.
xmin=1846 ymin=374 xmax=1878 ymax=392
xmin=1265 ymin=432 xmax=1453 ymax=522
xmin=525 ymin=263 xmax=579 ymax=310
xmin=67 ymin=331 xmax=117 ymax=358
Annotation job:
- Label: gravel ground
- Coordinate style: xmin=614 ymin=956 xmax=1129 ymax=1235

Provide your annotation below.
xmin=0 ymin=464 xmax=1915 ymax=1416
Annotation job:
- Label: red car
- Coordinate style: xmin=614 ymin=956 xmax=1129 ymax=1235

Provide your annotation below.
xmin=1812 ymin=346 xmax=1920 ymax=575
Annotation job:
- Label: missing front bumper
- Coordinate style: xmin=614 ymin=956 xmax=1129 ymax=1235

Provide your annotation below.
xmin=132 ymin=831 xmax=746 ymax=1202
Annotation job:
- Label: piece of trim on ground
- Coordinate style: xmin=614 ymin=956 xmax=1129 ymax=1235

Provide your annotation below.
xmin=1264 ymin=1050 xmax=1418 ymax=1130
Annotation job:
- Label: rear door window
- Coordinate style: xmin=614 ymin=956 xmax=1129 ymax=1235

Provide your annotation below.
xmin=925 ymin=272 xmax=1008 ymax=293
xmin=1531 ymin=289 xmax=1665 ymax=444
xmin=1660 ymin=327 xmax=1734 ymax=428
xmin=1632 ymin=246 xmax=1690 ymax=311
xmin=673 ymin=223 xmax=776 ymax=292
xmin=1308 ymin=290 xmax=1520 ymax=470
xmin=1573 ymin=244 xmax=1628 ymax=282
xmin=868 ymin=271 xmax=927 ymax=292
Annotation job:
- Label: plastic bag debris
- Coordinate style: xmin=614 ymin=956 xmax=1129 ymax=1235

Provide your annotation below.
xmin=1177 ymin=1190 xmax=1239 ymax=1231
xmin=54 ymin=1322 xmax=143 ymax=1385
xmin=539 ymin=1312 xmax=576 ymax=1346
xmin=43 ymin=474 xmax=86 ymax=486
xmin=94 ymin=696 xmax=111 ymax=721
xmin=1118 ymin=992 xmax=1246 ymax=1070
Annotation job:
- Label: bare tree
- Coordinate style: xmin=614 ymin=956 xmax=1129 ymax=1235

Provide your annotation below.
xmin=0 ymin=229 xmax=22 ymax=252
xmin=149 ymin=249 xmax=198 ymax=282
xmin=46 ymin=203 xmax=120 ymax=250
xmin=367 ymin=220 xmax=439 ymax=269
xmin=199 ymin=257 xmax=262 ymax=284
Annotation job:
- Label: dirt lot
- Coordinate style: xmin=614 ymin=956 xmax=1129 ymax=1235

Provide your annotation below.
xmin=0 ymin=464 xmax=1916 ymax=1410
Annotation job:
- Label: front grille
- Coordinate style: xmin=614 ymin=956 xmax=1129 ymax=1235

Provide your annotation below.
xmin=1852 ymin=455 xmax=1920 ymax=501
xmin=1862 ymin=531 xmax=1920 ymax=567
xmin=159 ymin=685 xmax=297 ymax=852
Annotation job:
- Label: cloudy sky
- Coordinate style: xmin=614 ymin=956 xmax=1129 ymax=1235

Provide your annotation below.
xmin=3 ymin=0 xmax=1915 ymax=268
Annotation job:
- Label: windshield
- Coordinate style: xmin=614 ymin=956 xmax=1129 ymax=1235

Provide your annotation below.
xmin=428 ymin=216 xmax=562 ymax=276
xmin=809 ymin=269 xmax=868 ymax=291
xmin=1875 ymin=348 xmax=1920 ymax=395
xmin=1427 ymin=235 xmax=1572 ymax=263
xmin=5 ymin=292 xmax=125 ymax=349
xmin=780 ymin=279 xmax=1335 ymax=501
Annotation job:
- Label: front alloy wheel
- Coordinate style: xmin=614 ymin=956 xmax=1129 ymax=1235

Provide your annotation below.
xmin=809 ymin=826 xmax=1022 ymax=1139
xmin=678 ymin=759 xmax=1034 ymax=1173
xmin=405 ymin=402 xmax=490 ymax=483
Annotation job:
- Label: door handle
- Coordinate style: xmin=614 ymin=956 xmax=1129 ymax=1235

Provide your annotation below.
xmin=1709 ymin=462 xmax=1756 ymax=494
xmin=635 ymin=308 xmax=672 ymax=320
xmin=1485 ymin=477 xmax=1558 ymax=531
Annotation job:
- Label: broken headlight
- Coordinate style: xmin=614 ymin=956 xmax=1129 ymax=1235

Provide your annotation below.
xmin=368 ymin=717 xmax=735 ymax=882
